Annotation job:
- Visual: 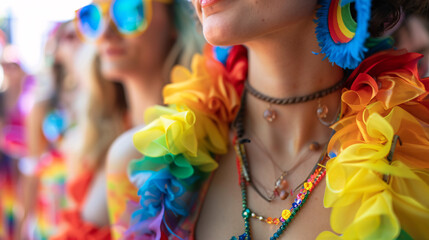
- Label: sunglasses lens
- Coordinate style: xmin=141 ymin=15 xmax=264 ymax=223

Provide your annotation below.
xmin=111 ymin=0 xmax=146 ymax=35
xmin=77 ymin=4 xmax=103 ymax=39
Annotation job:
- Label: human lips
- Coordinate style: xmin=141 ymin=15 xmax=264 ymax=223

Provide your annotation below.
xmin=104 ymin=47 xmax=126 ymax=57
xmin=200 ymin=0 xmax=220 ymax=7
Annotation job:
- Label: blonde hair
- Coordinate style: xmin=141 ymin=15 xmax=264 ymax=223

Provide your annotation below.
xmin=76 ymin=1 xmax=203 ymax=172
xmin=77 ymin=51 xmax=128 ymax=172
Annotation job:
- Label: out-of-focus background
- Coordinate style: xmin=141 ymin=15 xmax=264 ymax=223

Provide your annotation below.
xmin=0 ymin=1 xmax=428 ymax=239
xmin=0 ymin=0 xmax=90 ymax=74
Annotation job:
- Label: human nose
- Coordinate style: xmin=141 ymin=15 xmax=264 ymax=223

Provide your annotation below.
xmin=98 ymin=18 xmax=121 ymax=42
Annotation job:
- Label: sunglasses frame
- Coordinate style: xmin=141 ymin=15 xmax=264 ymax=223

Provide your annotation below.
xmin=74 ymin=0 xmax=173 ymax=41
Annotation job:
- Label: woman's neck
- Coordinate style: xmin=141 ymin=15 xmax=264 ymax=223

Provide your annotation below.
xmin=123 ymin=72 xmax=165 ymax=126
xmin=244 ymin=19 xmax=343 ymax=158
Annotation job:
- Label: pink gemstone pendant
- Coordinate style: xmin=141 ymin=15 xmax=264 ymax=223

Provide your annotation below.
xmin=263 ymin=108 xmax=277 ymax=122
xmin=274 ymin=175 xmax=290 ymax=200
xmin=279 ymin=190 xmax=289 ymax=200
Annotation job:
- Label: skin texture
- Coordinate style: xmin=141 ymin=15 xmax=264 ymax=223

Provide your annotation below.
xmin=191 ymin=0 xmax=342 ymax=238
xmin=82 ymin=0 xmax=175 ymax=231
xmin=395 ymin=15 xmax=429 ymax=77
xmin=192 ymin=0 xmax=317 ymax=46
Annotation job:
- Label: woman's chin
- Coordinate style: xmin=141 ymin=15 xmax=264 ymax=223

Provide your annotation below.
xmin=204 ymin=34 xmax=233 ymax=47
xmin=202 ymin=24 xmax=243 ymax=47
xmin=100 ymin=64 xmax=127 ymax=82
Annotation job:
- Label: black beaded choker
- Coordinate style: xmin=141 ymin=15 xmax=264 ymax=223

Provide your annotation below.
xmin=244 ymin=77 xmax=346 ymax=105
xmin=245 ymin=75 xmax=346 ymax=123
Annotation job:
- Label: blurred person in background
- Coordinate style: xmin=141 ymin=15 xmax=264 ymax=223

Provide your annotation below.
xmin=18 ymin=20 xmax=85 ymax=240
xmin=0 ymin=41 xmax=35 ymax=240
xmin=50 ymin=29 xmax=129 ymax=240
xmin=55 ymin=0 xmax=205 ymax=239
xmin=394 ymin=12 xmax=429 ymax=77
xmin=0 ymin=44 xmax=34 ymax=159
xmin=101 ymin=0 xmax=205 ymax=238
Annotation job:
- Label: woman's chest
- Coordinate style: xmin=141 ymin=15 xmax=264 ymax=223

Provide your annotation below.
xmin=195 ymin=148 xmax=333 ymax=239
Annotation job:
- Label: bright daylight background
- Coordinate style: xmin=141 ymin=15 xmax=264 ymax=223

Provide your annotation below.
xmin=0 ymin=0 xmax=91 ymax=74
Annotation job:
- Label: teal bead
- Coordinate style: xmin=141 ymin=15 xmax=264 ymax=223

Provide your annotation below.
xmin=233 ymin=159 xmax=327 ymax=240
xmin=242 ymin=208 xmax=251 ymax=219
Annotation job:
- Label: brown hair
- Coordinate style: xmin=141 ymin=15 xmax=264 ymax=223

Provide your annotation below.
xmin=369 ymin=0 xmax=429 ymax=36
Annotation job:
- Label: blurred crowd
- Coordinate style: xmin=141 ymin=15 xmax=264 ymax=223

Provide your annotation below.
xmin=0 ymin=1 xmax=427 ymax=239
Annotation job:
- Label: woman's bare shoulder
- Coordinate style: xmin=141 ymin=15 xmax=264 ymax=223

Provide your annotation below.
xmin=106 ymin=125 xmax=145 ymax=174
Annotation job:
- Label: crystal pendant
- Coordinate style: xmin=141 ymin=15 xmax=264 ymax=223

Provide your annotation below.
xmin=317 ymin=104 xmax=328 ymax=119
xmin=263 ymin=108 xmax=277 ymax=122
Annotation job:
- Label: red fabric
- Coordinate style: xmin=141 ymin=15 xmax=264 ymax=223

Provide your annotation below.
xmin=204 ymin=44 xmax=248 ymax=97
xmin=67 ymin=171 xmax=93 ymax=208
xmin=51 ymin=209 xmax=111 ymax=240
xmin=51 ymin=171 xmax=111 ymax=240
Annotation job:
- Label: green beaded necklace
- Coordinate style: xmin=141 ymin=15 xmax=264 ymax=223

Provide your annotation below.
xmin=231 ymin=137 xmax=327 ymax=240
xmin=231 ymin=90 xmax=330 ymax=239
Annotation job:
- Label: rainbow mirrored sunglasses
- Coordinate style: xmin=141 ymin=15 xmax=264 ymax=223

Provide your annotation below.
xmin=75 ymin=0 xmax=173 ymax=41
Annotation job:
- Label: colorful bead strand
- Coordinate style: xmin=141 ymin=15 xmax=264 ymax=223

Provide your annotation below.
xmin=246 ymin=167 xmax=326 ymax=227
xmin=231 ymin=142 xmax=327 ymax=240
xmin=269 ymin=168 xmax=326 ymax=240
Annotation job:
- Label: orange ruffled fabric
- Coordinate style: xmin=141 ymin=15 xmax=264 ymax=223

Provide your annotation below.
xmin=318 ymin=50 xmax=429 ymax=239
xmin=162 ymin=48 xmax=242 ymax=155
xmin=130 ymin=45 xmax=247 ymax=239
xmin=133 ymin=50 xmax=244 ymax=174
xmin=51 ymin=171 xmax=111 ymax=240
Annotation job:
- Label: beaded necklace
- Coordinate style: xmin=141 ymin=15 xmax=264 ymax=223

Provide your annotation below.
xmin=244 ymin=76 xmax=345 ymax=123
xmin=242 ymin=128 xmax=327 ymax=202
xmin=231 ymin=89 xmax=330 ymax=239
xmin=231 ymin=136 xmax=328 ymax=240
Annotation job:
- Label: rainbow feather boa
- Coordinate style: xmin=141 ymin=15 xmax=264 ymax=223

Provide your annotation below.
xmin=130 ymin=45 xmax=429 ymax=239
xmin=318 ymin=50 xmax=429 ymax=239
xmin=128 ymin=45 xmax=248 ymax=239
